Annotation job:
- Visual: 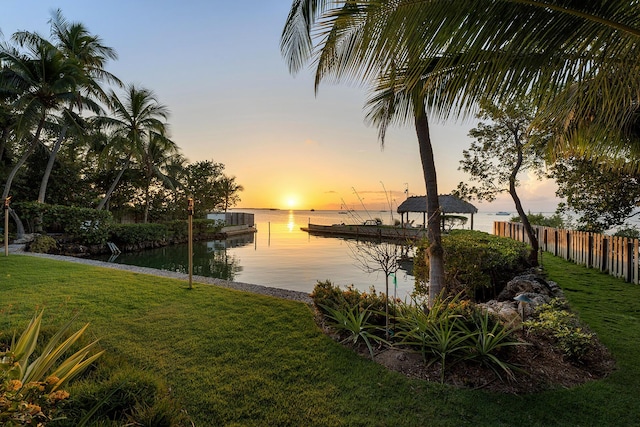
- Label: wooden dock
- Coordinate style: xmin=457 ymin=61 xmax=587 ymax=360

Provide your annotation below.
xmin=301 ymin=223 xmax=427 ymax=241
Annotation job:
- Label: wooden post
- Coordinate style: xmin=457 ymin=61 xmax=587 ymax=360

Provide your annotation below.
xmin=3 ymin=197 xmax=10 ymax=257
xmin=187 ymin=197 xmax=194 ymax=289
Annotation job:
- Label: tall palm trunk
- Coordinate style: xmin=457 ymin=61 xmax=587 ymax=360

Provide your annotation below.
xmin=96 ymin=157 xmax=130 ymax=211
xmin=2 ymin=116 xmax=46 ymax=201
xmin=143 ymin=174 xmax=152 ymax=223
xmin=37 ymin=125 xmax=67 ymax=203
xmin=414 ymin=100 xmax=444 ymax=307
xmin=2 ymin=116 xmax=46 ymax=240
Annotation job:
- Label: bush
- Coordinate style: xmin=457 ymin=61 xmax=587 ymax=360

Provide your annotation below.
xmin=613 ymin=225 xmax=640 ymax=238
xmin=510 ymin=212 xmax=566 ymax=228
xmin=310 ymin=281 xmax=390 ymax=327
xmin=524 ymin=299 xmax=595 ymax=361
xmin=394 ymin=294 xmax=524 ymax=382
xmin=414 ymin=230 xmax=531 ymax=301
xmin=16 ymin=203 xmax=113 ymax=245
xmin=109 ymin=223 xmax=169 ymax=246
xmin=28 ymin=235 xmax=58 ymax=253
xmin=0 ymin=310 xmax=103 ymax=426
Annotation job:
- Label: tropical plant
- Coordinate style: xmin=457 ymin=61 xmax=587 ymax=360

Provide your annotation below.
xmin=35 ymin=9 xmax=120 ymax=205
xmin=394 ymin=295 xmax=471 ymax=383
xmin=217 ymin=174 xmax=244 ymax=213
xmin=93 ymin=84 xmax=171 ymax=213
xmin=524 ymin=299 xmax=595 ymax=361
xmin=463 ymin=310 xmax=526 ymax=380
xmin=320 ymin=303 xmax=387 ymax=360
xmin=0 ymin=310 xmax=104 ymax=425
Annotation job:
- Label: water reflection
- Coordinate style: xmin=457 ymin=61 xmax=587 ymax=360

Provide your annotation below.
xmin=93 ymin=209 xmax=421 ymax=298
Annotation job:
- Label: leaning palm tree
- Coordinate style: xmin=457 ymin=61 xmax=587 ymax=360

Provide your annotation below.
xmin=0 ymin=36 xmax=83 ymax=202
xmin=94 ymin=84 xmax=170 ymax=211
xmin=36 ymin=10 xmax=120 ymax=204
xmin=0 ymin=34 xmax=84 ymax=238
xmin=282 ymin=2 xmax=450 ymax=303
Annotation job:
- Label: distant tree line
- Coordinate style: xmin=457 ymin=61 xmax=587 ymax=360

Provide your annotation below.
xmin=0 ymin=10 xmax=243 ymax=237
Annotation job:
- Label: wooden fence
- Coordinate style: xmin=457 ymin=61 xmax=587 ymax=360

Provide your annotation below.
xmin=494 ymin=221 xmax=640 ymax=285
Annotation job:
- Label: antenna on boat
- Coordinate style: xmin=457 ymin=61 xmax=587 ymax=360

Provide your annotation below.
xmin=381 ymin=181 xmax=394 ymax=224
xmin=340 ymin=197 xmax=364 ymax=224
xmin=352 ymin=187 xmax=372 ymax=221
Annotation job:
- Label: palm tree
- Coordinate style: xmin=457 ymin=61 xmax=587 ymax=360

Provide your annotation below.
xmin=94 ymin=84 xmax=170 ymax=212
xmin=138 ymin=132 xmax=181 ymax=223
xmin=282 ymin=1 xmax=640 ymax=303
xmin=36 ymin=10 xmax=120 ymax=204
xmin=0 ymin=34 xmax=84 ymax=238
xmin=286 ymin=1 xmax=640 ymax=158
xmin=217 ymin=175 xmax=244 ymax=212
xmin=282 ymin=2 xmax=449 ymax=303
xmin=0 ymin=36 xmax=83 ymax=201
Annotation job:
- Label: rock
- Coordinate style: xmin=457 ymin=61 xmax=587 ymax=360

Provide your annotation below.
xmin=497 ymin=274 xmax=562 ymax=302
xmin=481 ymin=300 xmax=522 ymax=327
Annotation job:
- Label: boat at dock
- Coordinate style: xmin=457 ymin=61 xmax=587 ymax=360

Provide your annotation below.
xmin=301 ymin=223 xmax=428 ymax=241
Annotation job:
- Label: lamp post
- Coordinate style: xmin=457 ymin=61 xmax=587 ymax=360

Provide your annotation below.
xmin=514 ymin=294 xmax=533 ymax=327
xmin=4 ymin=196 xmax=10 ymax=257
xmin=187 ymin=197 xmax=194 ymax=289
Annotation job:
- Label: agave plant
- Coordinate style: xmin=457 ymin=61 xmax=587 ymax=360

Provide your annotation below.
xmin=1 ymin=310 xmax=104 ymax=391
xmin=320 ymin=303 xmax=387 ymax=360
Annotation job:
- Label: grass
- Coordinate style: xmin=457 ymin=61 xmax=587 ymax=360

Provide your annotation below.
xmin=1 ymin=253 xmax=639 ymax=426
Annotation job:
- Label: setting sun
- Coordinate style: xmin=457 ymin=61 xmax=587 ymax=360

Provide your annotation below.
xmin=286 ymin=196 xmax=298 ymax=209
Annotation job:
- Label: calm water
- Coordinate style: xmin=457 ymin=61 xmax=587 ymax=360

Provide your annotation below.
xmin=94 ymin=209 xmax=502 ymax=299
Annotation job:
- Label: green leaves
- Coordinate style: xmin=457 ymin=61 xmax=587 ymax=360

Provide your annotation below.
xmin=320 ymin=303 xmax=388 ymax=360
xmin=1 ymin=310 xmax=104 ymax=391
xmin=394 ymin=295 xmax=526 ymax=383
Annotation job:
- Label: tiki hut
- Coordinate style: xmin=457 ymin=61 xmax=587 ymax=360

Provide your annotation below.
xmin=396 ymin=195 xmax=478 ymax=230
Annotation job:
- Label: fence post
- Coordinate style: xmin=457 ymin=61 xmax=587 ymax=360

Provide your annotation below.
xmin=602 ymin=238 xmax=608 ymax=273
xmin=627 ymin=240 xmax=633 ymax=283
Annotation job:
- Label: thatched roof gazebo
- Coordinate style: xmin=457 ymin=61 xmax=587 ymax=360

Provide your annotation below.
xmin=397 ymin=195 xmax=478 ymax=230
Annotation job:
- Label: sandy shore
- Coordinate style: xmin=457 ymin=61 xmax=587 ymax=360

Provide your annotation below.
xmin=6 ymin=244 xmax=312 ymax=304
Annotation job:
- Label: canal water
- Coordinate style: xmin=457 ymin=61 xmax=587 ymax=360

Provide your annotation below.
xmin=93 ymin=209 xmax=502 ymax=299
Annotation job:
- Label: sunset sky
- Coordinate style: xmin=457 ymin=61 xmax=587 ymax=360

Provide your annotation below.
xmin=1 ymin=1 xmax=560 ymax=212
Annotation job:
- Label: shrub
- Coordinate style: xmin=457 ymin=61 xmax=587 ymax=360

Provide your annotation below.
xmin=0 ymin=310 xmax=104 ymax=426
xmin=310 ymin=281 xmax=389 ymax=326
xmin=109 ymin=223 xmax=169 ymax=246
xmin=320 ymin=303 xmax=387 ymax=360
xmin=510 ymin=212 xmax=566 ymax=228
xmin=16 ymin=203 xmax=113 ymax=245
xmin=613 ymin=225 xmax=640 ymax=238
xmin=524 ymin=299 xmax=595 ymax=361
xmin=394 ymin=294 xmax=525 ymax=383
xmin=414 ymin=230 xmax=531 ymax=301
xmin=29 ymin=235 xmax=58 ymax=253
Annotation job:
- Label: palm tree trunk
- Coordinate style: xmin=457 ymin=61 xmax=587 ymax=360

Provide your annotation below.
xmin=414 ymin=101 xmax=444 ymax=307
xmin=96 ymin=157 xmax=130 ymax=211
xmin=0 ymin=127 xmax=9 ymax=164
xmin=2 ymin=116 xmax=46 ymax=201
xmin=37 ymin=125 xmax=67 ymax=203
xmin=143 ymin=176 xmax=151 ymax=223
xmin=8 ymin=207 xmax=26 ymax=240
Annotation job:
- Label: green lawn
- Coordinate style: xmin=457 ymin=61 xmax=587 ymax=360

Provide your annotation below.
xmin=1 ymin=253 xmax=639 ymax=426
